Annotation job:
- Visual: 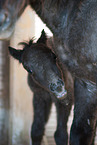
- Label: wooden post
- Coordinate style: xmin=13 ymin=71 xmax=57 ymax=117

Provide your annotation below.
xmin=0 ymin=40 xmax=10 ymax=145
xmin=9 ymin=6 xmax=35 ymax=145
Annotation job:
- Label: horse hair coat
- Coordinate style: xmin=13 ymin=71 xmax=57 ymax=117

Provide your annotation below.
xmin=9 ymin=30 xmax=74 ymax=145
xmin=29 ymin=0 xmax=97 ymax=145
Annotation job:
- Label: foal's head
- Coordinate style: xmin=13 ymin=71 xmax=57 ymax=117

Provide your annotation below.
xmin=9 ymin=30 xmax=67 ymax=99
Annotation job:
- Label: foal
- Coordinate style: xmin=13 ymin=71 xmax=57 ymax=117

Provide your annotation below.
xmin=9 ymin=30 xmax=73 ymax=145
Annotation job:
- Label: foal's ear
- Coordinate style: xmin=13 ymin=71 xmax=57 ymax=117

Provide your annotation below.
xmin=37 ymin=29 xmax=47 ymax=44
xmin=9 ymin=46 xmax=23 ymax=63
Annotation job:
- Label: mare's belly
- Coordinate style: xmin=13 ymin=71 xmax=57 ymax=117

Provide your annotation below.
xmin=67 ymin=1 xmax=97 ymax=82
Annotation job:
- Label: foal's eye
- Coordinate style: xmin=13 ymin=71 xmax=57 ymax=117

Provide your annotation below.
xmin=50 ymin=83 xmax=56 ymax=91
xmin=27 ymin=69 xmax=33 ymax=73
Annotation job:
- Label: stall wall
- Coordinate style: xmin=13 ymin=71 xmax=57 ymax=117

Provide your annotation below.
xmin=10 ymin=6 xmax=35 ymax=145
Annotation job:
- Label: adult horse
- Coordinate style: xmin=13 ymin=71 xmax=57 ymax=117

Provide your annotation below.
xmin=29 ymin=0 xmax=97 ymax=145
xmin=0 ymin=0 xmax=28 ymax=40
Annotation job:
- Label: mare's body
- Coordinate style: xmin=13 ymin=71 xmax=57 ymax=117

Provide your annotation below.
xmin=29 ymin=1 xmax=97 ymax=145
xmin=0 ymin=0 xmax=28 ymax=39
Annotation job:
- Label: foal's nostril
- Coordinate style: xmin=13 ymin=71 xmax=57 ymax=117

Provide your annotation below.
xmin=57 ymin=79 xmax=64 ymax=86
xmin=50 ymin=83 xmax=63 ymax=92
xmin=50 ymin=83 xmax=56 ymax=91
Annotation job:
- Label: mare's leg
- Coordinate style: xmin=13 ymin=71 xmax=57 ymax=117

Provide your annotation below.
xmin=54 ymin=99 xmax=72 ymax=145
xmin=70 ymin=78 xmax=97 ymax=145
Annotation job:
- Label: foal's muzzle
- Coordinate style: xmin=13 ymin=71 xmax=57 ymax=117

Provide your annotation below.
xmin=50 ymin=79 xmax=67 ymax=100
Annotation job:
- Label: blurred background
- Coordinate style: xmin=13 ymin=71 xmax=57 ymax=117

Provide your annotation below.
xmin=0 ymin=5 xmax=96 ymax=145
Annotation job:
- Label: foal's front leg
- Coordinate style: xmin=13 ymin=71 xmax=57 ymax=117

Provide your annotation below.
xmin=31 ymin=89 xmax=52 ymax=145
xmin=54 ymin=100 xmax=72 ymax=145
xmin=28 ymin=74 xmax=52 ymax=145
xmin=70 ymin=78 xmax=97 ymax=145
